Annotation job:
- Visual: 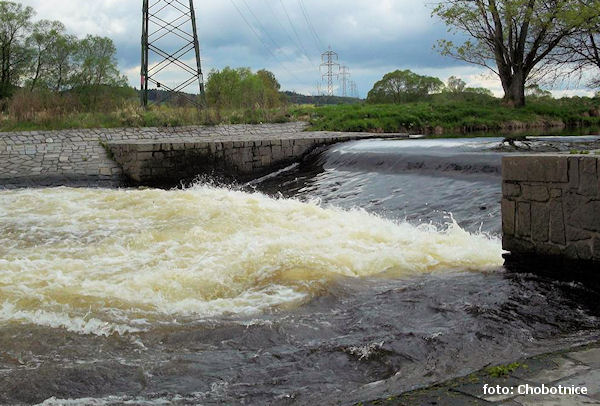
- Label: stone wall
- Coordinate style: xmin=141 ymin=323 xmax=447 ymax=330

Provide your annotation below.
xmin=502 ymin=154 xmax=600 ymax=262
xmin=0 ymin=123 xmax=405 ymax=188
xmin=108 ymin=134 xmax=387 ymax=184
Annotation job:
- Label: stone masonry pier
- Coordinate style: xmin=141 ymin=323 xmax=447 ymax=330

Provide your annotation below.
xmin=502 ymin=154 xmax=600 ymax=263
xmin=0 ymin=123 xmax=406 ymax=188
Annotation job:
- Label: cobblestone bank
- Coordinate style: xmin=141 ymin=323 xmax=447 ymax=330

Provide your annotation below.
xmin=502 ymin=154 xmax=600 ymax=262
xmin=0 ymin=123 xmax=405 ymax=188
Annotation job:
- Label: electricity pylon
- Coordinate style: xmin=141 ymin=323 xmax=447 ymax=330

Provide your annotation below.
xmin=339 ymin=65 xmax=350 ymax=97
xmin=141 ymin=0 xmax=205 ymax=107
xmin=350 ymin=81 xmax=358 ymax=98
xmin=320 ymin=47 xmax=339 ymax=96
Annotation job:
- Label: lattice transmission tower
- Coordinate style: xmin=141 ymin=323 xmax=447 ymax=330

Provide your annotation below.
xmin=141 ymin=0 xmax=205 ymax=107
xmin=339 ymin=66 xmax=350 ymax=97
xmin=320 ymin=47 xmax=339 ymax=96
xmin=350 ymin=81 xmax=358 ymax=98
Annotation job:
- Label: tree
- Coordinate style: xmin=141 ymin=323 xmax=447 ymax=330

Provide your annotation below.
xmin=26 ymin=19 xmax=66 ymax=91
xmin=525 ymin=83 xmax=553 ymax=98
xmin=71 ymin=35 xmax=125 ymax=88
xmin=48 ymin=33 xmax=77 ymax=92
xmin=464 ymin=87 xmax=494 ymax=96
xmin=562 ymin=15 xmax=600 ymax=88
xmin=433 ymin=0 xmax=600 ymax=106
xmin=447 ymin=75 xmax=466 ymax=92
xmin=0 ymin=1 xmax=34 ymax=97
xmin=206 ymin=67 xmax=285 ymax=109
xmin=367 ymin=70 xmax=445 ymax=103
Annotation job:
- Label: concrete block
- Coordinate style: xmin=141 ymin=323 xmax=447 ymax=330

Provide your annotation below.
xmin=549 ymin=200 xmax=566 ymax=245
xmin=503 ymin=182 xmax=522 ymax=198
xmin=531 ymin=202 xmax=549 ymax=242
xmin=502 ymin=199 xmax=516 ymax=236
xmin=503 ymin=155 xmax=568 ymax=183
xmin=594 ymin=237 xmax=600 ymax=260
xmin=566 ymin=226 xmax=593 ymax=242
xmin=517 ymin=202 xmax=531 ymax=237
xmin=578 ymin=157 xmax=599 ymax=196
xmin=574 ymin=240 xmax=593 ymax=260
xmin=522 ymin=184 xmax=550 ymax=202
xmin=568 ymin=156 xmax=580 ymax=190
xmin=568 ymin=200 xmax=600 ymax=232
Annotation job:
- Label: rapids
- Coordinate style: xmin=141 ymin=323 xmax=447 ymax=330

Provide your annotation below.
xmin=0 ymin=185 xmax=502 ymax=336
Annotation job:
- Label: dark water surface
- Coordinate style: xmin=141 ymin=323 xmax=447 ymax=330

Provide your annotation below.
xmin=2 ymin=137 xmax=600 ymax=405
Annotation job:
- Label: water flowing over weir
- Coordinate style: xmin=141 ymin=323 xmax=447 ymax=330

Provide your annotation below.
xmin=0 ymin=186 xmax=502 ymax=336
xmin=2 ymin=137 xmax=600 ymax=405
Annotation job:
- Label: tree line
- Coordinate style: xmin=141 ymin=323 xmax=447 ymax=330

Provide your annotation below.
xmin=366 ymin=70 xmax=494 ymax=104
xmin=0 ymin=1 xmax=125 ymax=99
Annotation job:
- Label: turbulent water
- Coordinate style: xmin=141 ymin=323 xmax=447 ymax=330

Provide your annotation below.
xmin=1 ymin=137 xmax=600 ymax=405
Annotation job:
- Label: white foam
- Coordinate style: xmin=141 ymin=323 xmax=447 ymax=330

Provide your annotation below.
xmin=0 ymin=185 xmax=503 ymax=335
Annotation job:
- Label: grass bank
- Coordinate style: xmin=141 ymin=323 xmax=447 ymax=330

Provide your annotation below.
xmin=0 ymin=104 xmax=292 ymax=132
xmin=291 ymin=96 xmax=600 ymax=135
xmin=2 ymin=93 xmax=600 ymax=135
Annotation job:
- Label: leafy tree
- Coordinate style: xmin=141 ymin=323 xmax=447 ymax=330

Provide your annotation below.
xmin=525 ymin=83 xmax=553 ymax=98
xmin=447 ymin=75 xmax=466 ymax=92
xmin=0 ymin=1 xmax=34 ymax=97
xmin=257 ymin=69 xmax=280 ymax=90
xmin=206 ymin=67 xmax=285 ymax=109
xmin=71 ymin=35 xmax=126 ymax=88
xmin=367 ymin=70 xmax=445 ymax=103
xmin=464 ymin=87 xmax=494 ymax=96
xmin=26 ymin=19 xmax=66 ymax=91
xmin=433 ymin=0 xmax=600 ymax=106
xmin=48 ymin=33 xmax=77 ymax=92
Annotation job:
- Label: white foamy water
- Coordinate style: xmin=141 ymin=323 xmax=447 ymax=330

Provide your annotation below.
xmin=0 ymin=185 xmax=503 ymax=335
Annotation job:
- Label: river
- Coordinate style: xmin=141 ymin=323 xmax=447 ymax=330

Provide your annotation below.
xmin=1 ymin=136 xmax=600 ymax=405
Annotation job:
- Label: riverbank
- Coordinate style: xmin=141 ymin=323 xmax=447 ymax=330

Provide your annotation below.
xmin=2 ymin=97 xmax=600 ymax=135
xmin=292 ymin=97 xmax=600 ymax=135
xmin=362 ymin=340 xmax=600 ymax=405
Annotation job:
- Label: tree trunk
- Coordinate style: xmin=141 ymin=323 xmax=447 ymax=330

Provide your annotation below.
xmin=500 ymin=70 xmax=526 ymax=107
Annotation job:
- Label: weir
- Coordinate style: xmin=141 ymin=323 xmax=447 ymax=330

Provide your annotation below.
xmin=502 ymin=153 xmax=600 ymax=265
xmin=108 ymin=131 xmax=405 ymax=184
xmin=0 ymin=123 xmax=407 ymax=188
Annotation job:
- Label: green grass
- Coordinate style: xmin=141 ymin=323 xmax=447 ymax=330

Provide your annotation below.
xmin=2 ymin=95 xmax=600 ymax=135
xmin=485 ymin=362 xmax=526 ymax=378
xmin=290 ymin=96 xmax=600 ymax=135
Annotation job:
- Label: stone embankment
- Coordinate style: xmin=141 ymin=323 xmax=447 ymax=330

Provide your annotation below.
xmin=0 ymin=123 xmax=406 ymax=188
xmin=502 ymin=153 xmax=600 ymax=263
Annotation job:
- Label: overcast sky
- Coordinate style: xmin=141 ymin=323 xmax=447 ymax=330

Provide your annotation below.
xmin=18 ymin=0 xmax=595 ymax=98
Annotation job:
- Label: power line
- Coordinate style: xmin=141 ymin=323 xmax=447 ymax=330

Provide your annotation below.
xmin=297 ymin=0 xmax=324 ymax=52
xmin=240 ymin=0 xmax=284 ymax=53
xmin=264 ymin=0 xmax=300 ymax=51
xmin=279 ymin=0 xmax=314 ymax=64
xmin=228 ymin=0 xmax=302 ymax=82
xmin=264 ymin=0 xmax=315 ymax=64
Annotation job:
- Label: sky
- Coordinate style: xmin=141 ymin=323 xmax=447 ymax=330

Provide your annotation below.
xmin=18 ymin=0 xmax=597 ymax=98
